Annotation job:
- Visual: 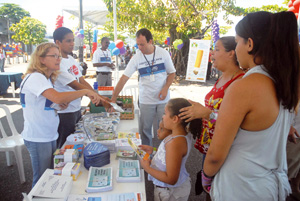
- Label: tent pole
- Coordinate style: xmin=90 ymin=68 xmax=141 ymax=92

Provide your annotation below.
xmin=113 ymin=0 xmax=119 ymax=86
xmin=79 ymin=0 xmax=84 ymax=63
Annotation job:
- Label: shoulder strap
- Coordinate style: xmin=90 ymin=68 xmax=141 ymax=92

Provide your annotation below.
xmin=164 ymin=135 xmax=187 ymax=145
xmin=222 ymin=73 xmax=245 ymax=89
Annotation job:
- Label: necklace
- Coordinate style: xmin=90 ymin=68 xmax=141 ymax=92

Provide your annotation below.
xmin=101 ymin=49 xmax=108 ymax=59
xmin=143 ymin=46 xmax=156 ymax=67
xmin=231 ymin=69 xmax=241 ymax=80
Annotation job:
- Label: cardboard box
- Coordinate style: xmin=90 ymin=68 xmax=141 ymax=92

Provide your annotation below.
xmin=117 ymin=96 xmax=134 ymax=120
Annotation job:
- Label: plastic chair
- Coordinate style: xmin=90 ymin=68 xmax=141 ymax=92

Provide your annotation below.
xmin=0 ymin=104 xmax=26 ymax=183
xmin=120 ymin=85 xmax=139 ymax=103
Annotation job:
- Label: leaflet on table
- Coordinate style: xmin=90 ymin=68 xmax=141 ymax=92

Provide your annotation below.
xmin=118 ymin=132 xmax=140 ymax=139
xmin=86 ymin=167 xmax=113 ymax=193
xmin=116 ymin=149 xmax=137 ymax=160
xmin=31 ymin=174 xmax=72 ymax=201
xmin=67 ymin=192 xmax=142 ymax=201
xmin=64 ymin=144 xmax=84 ymax=157
xmin=54 ymin=162 xmax=81 ymax=181
xmin=95 ymin=132 xmax=115 ymax=141
xmin=127 ymin=138 xmax=149 ymax=161
xmin=117 ymin=159 xmax=141 ymax=183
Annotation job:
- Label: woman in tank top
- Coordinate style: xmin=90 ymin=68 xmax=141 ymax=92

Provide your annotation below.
xmin=202 ymin=11 xmax=300 ymax=201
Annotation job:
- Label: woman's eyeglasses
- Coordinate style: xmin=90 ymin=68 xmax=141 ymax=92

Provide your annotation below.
xmin=44 ymin=54 xmax=62 ymax=59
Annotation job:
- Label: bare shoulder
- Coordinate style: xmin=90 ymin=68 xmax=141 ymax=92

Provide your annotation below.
xmin=165 ymin=135 xmax=188 ymax=155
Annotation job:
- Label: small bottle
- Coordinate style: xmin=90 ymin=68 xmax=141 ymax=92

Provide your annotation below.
xmin=93 ymin=82 xmax=98 ymax=92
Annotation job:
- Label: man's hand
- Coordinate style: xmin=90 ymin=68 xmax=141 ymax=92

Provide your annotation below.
xmin=108 ymin=63 xmax=115 ymax=70
xmin=158 ymin=87 xmax=168 ymax=100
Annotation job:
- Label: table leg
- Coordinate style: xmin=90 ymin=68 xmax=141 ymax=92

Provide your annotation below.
xmin=11 ymin=81 xmax=15 ymax=98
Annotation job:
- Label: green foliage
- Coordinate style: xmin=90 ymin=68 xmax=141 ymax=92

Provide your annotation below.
xmin=10 ymin=17 xmax=46 ymax=45
xmin=102 ymin=0 xmax=242 ymax=40
xmin=98 ymin=32 xmax=126 ymax=43
xmin=243 ymin=5 xmax=288 ymax=15
xmin=0 ymin=3 xmax=30 ymax=23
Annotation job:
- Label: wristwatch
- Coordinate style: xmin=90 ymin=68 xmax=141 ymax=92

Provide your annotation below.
xmin=209 ymin=111 xmax=218 ymax=123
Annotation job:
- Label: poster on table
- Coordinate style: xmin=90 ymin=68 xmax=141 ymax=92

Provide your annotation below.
xmin=186 ymin=39 xmax=211 ymax=82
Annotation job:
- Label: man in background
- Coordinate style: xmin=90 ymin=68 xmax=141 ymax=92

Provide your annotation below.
xmin=93 ymin=37 xmax=115 ymax=86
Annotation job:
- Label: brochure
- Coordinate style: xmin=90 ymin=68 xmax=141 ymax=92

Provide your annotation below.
xmin=127 ymin=138 xmax=149 ymax=161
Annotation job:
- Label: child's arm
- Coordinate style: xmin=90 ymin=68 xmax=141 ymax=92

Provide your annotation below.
xmin=140 ymin=137 xmax=188 ymax=185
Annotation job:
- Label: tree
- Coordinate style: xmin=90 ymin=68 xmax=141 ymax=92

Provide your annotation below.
xmin=0 ymin=3 xmax=31 ymax=43
xmin=10 ymin=17 xmax=46 ymax=46
xmin=102 ymin=0 xmax=245 ymax=75
xmin=102 ymin=0 xmax=287 ymax=76
xmin=0 ymin=3 xmax=30 ymax=23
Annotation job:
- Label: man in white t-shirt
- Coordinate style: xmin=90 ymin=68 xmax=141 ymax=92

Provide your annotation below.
xmin=93 ymin=37 xmax=115 ymax=86
xmin=111 ymin=28 xmax=176 ymax=146
xmin=53 ymin=27 xmax=110 ymax=148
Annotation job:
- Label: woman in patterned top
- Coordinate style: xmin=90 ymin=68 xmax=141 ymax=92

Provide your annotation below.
xmin=179 ymin=36 xmax=244 ymax=200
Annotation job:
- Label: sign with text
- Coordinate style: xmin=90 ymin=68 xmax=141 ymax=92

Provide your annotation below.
xmin=186 ymin=39 xmax=211 ymax=82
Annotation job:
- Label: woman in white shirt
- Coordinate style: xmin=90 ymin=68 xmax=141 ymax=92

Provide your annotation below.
xmin=20 ymin=42 xmax=100 ymax=188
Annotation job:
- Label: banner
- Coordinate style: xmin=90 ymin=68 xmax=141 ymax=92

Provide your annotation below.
xmin=186 ymin=39 xmax=211 ymax=82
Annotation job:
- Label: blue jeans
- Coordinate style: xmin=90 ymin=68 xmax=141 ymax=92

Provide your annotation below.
xmin=24 ymin=140 xmax=57 ymax=188
xmin=139 ymin=103 xmax=166 ymax=146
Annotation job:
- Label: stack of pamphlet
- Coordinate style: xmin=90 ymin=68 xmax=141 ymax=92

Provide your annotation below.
xmin=54 ymin=162 xmax=81 ymax=181
xmin=95 ymin=132 xmax=116 ymax=152
xmin=115 ymin=138 xmax=142 ymax=153
xmin=31 ymin=173 xmax=72 ymax=201
xmin=53 ymin=149 xmax=79 ymax=167
xmin=86 ymin=166 xmax=113 ymax=193
xmin=83 ymin=113 xmax=120 ymax=139
xmin=116 ymin=159 xmax=141 ymax=183
xmin=83 ymin=142 xmax=110 ymax=169
xmin=115 ymin=149 xmax=137 ymax=160
xmin=68 ymin=192 xmax=142 ymax=201
xmin=64 ymin=144 xmax=84 ymax=157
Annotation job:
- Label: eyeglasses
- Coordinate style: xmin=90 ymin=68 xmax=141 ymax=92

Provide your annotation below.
xmin=44 ymin=54 xmax=62 ymax=59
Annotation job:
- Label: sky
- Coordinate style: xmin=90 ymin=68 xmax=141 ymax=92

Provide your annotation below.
xmin=0 ymin=0 xmax=286 ymax=38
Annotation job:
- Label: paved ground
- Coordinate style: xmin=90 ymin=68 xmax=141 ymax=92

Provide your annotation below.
xmin=2 ymin=58 xmax=296 ymax=201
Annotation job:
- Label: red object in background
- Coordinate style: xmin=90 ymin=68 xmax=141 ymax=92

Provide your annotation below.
xmin=164 ymin=40 xmax=168 ymax=45
xmin=55 ymin=15 xmax=64 ymax=29
xmin=92 ymin=42 xmax=97 ymax=54
xmin=115 ymin=40 xmax=124 ymax=49
xmin=288 ymin=6 xmax=296 ymax=12
xmin=83 ymin=45 xmax=86 ymax=49
xmin=293 ymin=0 xmax=300 ymax=11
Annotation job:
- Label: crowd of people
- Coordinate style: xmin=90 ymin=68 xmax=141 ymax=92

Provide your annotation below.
xmin=18 ymin=10 xmax=300 ymax=201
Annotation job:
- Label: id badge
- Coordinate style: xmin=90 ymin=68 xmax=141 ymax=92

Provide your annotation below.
xmin=150 ymin=74 xmax=155 ymax=81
